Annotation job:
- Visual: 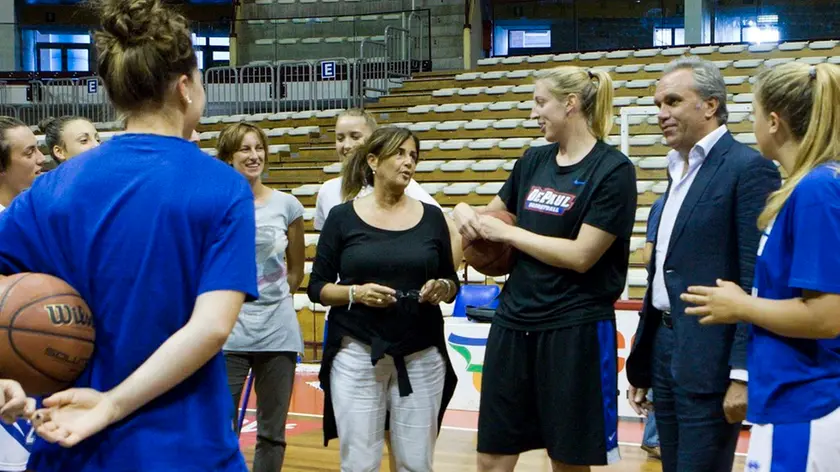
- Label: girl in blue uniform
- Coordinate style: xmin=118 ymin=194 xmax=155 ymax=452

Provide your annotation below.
xmin=0 ymin=0 xmax=258 ymax=470
xmin=0 ymin=117 xmax=45 ymax=472
xmin=682 ymin=62 xmax=840 ymax=471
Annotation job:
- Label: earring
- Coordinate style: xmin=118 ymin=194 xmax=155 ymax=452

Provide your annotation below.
xmin=186 ymin=97 xmax=193 ymax=104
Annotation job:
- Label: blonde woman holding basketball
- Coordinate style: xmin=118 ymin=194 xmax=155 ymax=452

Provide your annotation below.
xmin=682 ymin=62 xmax=840 ymax=471
xmin=453 ymin=67 xmax=637 ymax=471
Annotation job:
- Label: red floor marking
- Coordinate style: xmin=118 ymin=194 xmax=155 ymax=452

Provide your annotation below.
xmin=237 ymin=412 xmax=322 ymax=449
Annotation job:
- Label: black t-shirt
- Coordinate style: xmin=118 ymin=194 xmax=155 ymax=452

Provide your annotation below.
xmin=495 ymin=140 xmax=637 ymax=330
xmin=307 ymin=200 xmax=461 ymax=445
xmin=307 ymin=201 xmax=459 ymax=354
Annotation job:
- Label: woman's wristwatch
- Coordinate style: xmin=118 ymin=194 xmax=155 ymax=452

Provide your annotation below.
xmin=348 ymin=285 xmax=357 ymax=309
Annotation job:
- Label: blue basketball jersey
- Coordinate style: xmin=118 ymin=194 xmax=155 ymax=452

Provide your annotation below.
xmin=748 ymin=163 xmax=840 ymax=425
xmin=0 ymin=134 xmax=258 ymax=472
xmin=0 ymin=202 xmax=32 ymax=472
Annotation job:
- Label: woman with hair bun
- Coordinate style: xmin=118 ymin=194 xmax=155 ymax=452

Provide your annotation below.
xmin=0 ymin=0 xmax=257 ymax=471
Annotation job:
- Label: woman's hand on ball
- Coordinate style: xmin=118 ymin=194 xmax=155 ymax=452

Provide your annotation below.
xmin=356 ymin=283 xmax=397 ymax=308
xmin=32 ymin=388 xmax=121 ymax=447
xmin=453 ymin=203 xmax=482 ymax=241
xmin=0 ymin=380 xmax=34 ymax=424
xmin=478 ymin=214 xmax=513 ymax=243
xmin=419 ymin=279 xmax=453 ymax=305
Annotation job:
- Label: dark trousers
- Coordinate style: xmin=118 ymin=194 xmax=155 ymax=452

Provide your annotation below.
xmin=225 ymin=351 xmax=297 ymax=472
xmin=651 ymin=324 xmax=741 ymax=472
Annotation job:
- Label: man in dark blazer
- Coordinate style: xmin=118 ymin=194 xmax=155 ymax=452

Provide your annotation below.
xmin=626 ymin=56 xmax=781 ymax=472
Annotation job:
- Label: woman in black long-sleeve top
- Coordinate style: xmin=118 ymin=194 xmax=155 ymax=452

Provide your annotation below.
xmin=308 ymin=127 xmax=460 ymax=472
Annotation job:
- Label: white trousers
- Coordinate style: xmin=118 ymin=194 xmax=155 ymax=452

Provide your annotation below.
xmin=330 ymin=337 xmax=445 ymax=472
xmin=746 ymin=405 xmax=840 ymax=472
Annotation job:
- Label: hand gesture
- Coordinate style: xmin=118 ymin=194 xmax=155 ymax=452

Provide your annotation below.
xmin=419 ymin=279 xmax=454 ymax=305
xmin=32 ymin=388 xmax=121 ymax=448
xmin=723 ymin=381 xmax=747 ymax=424
xmin=453 ymin=203 xmax=482 ymax=241
xmin=478 ymin=214 xmax=513 ymax=243
xmin=0 ymin=380 xmax=35 ymax=425
xmin=355 ymin=283 xmax=397 ymax=308
xmin=628 ymin=385 xmax=653 ymax=417
xmin=680 ymin=279 xmax=749 ymax=325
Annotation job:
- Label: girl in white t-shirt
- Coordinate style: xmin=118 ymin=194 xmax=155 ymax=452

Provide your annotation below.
xmin=314 ymin=109 xmax=439 ymax=231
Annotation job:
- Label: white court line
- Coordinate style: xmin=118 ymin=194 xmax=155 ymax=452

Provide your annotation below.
xmin=250 ymin=410 xmax=748 ymax=457
xmin=285 ymin=411 xmax=323 ymax=418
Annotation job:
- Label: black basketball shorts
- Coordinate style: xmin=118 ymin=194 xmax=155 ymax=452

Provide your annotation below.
xmin=476 ymin=320 xmax=621 ymax=466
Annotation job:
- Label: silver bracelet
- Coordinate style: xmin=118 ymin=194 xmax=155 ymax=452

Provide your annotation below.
xmin=440 ymin=279 xmax=455 ymax=299
xmin=348 ymin=285 xmax=355 ymax=309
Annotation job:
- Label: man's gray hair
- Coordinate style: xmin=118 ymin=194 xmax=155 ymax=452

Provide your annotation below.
xmin=663 ymin=56 xmax=729 ymax=124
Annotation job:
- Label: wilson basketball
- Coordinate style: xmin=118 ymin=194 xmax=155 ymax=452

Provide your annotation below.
xmin=0 ymin=273 xmax=95 ymax=396
xmin=463 ymin=211 xmax=517 ymax=277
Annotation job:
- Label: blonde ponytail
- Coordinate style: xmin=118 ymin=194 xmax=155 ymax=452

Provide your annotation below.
xmin=534 ymin=66 xmax=614 ymax=140
xmin=756 ymin=62 xmax=840 ymax=229
xmin=588 ymin=69 xmax=614 ymax=140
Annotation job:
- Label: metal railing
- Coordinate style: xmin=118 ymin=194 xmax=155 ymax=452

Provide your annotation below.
xmin=384 ymin=26 xmax=412 ymax=80
xmin=203 ymin=21 xmax=419 ymax=116
xmin=240 ymin=62 xmax=276 ymax=115
xmin=233 ymin=9 xmax=431 ymax=68
xmin=407 ymin=11 xmax=430 ymax=70
xmin=3 ymin=24 xmax=419 ymax=126
xmin=0 ymin=78 xmax=117 ymax=126
xmin=314 ymin=57 xmax=360 ymax=111
xmin=76 ymin=76 xmax=117 ymax=123
xmin=276 ymin=61 xmax=316 ymax=113
xmin=358 ymin=39 xmax=389 ymax=101
xmin=203 ymin=59 xmax=356 ymax=117
xmin=243 ymin=1 xmax=416 ymax=24
xmin=356 ymin=24 xmax=416 ymax=102
xmin=204 ymin=67 xmax=240 ymax=118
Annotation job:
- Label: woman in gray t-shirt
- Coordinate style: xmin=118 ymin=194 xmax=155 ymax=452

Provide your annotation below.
xmin=216 ymin=122 xmax=305 ymax=472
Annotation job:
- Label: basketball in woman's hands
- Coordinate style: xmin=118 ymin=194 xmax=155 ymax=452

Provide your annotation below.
xmin=0 ymin=273 xmax=95 ymax=396
xmin=462 ymin=211 xmax=516 ymax=277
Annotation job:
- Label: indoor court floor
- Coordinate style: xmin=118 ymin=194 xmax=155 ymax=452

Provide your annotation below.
xmin=237 ymin=370 xmax=749 ymax=471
